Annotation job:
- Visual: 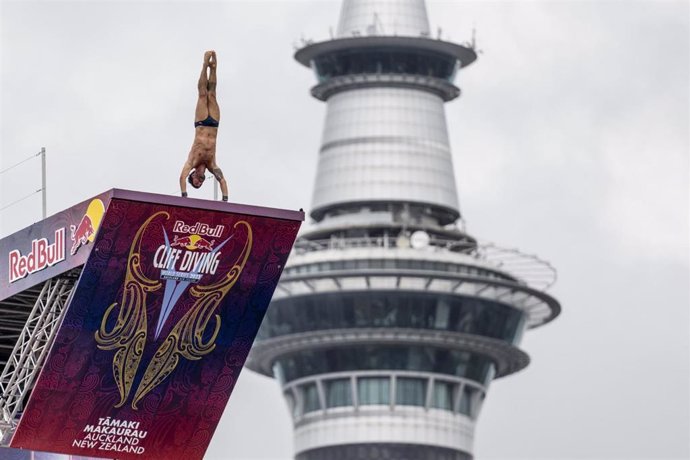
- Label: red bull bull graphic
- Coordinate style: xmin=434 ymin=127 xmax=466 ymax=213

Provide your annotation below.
xmin=70 ymin=199 xmax=105 ymax=255
xmin=8 ymin=191 xmax=303 ymax=460
xmin=194 ymin=237 xmax=215 ymax=251
xmin=70 ymin=216 xmax=93 ymax=255
xmin=170 ymin=234 xmax=192 ymax=248
xmin=169 ymin=234 xmax=216 ymax=251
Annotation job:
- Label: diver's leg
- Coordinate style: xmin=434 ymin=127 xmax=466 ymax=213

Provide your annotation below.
xmin=194 ymin=52 xmax=212 ymax=122
xmin=207 ymin=51 xmax=220 ymax=121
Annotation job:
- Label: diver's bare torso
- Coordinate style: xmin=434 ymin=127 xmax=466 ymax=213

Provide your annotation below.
xmin=188 ymin=126 xmax=218 ymax=169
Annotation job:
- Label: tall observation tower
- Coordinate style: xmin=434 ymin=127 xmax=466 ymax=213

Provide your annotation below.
xmin=246 ymin=1 xmax=560 ymax=459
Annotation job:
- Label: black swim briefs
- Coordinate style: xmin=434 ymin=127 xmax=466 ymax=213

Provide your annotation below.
xmin=194 ymin=116 xmax=219 ymax=128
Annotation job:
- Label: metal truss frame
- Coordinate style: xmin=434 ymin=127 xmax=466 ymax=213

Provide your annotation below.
xmin=0 ymin=273 xmax=78 ymax=444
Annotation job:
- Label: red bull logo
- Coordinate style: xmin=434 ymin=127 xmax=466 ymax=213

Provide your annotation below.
xmin=70 ymin=199 xmax=105 ymax=255
xmin=154 ymin=234 xmax=222 ymax=275
xmin=70 ymin=215 xmax=94 ymax=255
xmin=171 ymin=234 xmax=215 ymax=251
xmin=170 ymin=235 xmax=191 ymax=249
xmin=195 ymin=237 xmax=214 ymax=251
xmin=172 ymin=220 xmax=224 ymax=238
xmin=8 ymin=228 xmax=66 ymax=283
xmin=153 ymin=219 xmax=226 ymax=279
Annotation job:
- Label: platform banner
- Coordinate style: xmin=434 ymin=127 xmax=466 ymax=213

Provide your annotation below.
xmin=0 ymin=191 xmax=113 ymax=302
xmin=10 ymin=197 xmax=301 ymax=460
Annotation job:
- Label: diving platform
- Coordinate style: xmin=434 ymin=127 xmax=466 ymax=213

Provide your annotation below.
xmin=0 ymin=189 xmax=303 ymax=459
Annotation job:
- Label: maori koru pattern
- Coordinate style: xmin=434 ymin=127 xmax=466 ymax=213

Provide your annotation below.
xmin=95 ymin=215 xmax=253 ymax=409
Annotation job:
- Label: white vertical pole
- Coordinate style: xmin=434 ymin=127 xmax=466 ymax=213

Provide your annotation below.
xmin=214 ymin=176 xmax=218 ymax=201
xmin=41 ymin=147 xmax=46 ymax=218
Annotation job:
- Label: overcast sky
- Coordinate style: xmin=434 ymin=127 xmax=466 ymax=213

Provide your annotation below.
xmin=1 ymin=1 xmax=688 ymax=459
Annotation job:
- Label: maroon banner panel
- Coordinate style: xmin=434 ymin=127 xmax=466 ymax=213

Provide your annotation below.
xmin=1 ymin=191 xmax=114 ymax=301
xmin=8 ymin=192 xmax=303 ymax=459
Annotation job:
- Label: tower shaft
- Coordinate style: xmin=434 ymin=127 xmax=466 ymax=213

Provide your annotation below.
xmin=313 ymin=86 xmax=459 ymax=223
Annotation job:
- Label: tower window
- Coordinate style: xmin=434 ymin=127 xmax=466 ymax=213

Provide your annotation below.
xmin=459 ymin=385 xmax=476 ymax=416
xmin=432 ymin=380 xmax=455 ymax=410
xmin=303 ymin=382 xmax=321 ymax=414
xmin=325 ymin=378 xmax=353 ymax=408
xmin=313 ymin=48 xmax=458 ymax=83
xmin=395 ymin=377 xmax=427 ymax=407
xmin=358 ymin=376 xmax=390 ymax=405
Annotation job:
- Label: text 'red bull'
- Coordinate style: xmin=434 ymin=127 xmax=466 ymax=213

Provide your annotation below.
xmin=172 ymin=220 xmax=224 ymax=238
xmin=8 ymin=228 xmax=66 ymax=283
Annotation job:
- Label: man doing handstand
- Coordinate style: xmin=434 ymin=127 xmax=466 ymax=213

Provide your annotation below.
xmin=180 ymin=50 xmax=228 ymax=200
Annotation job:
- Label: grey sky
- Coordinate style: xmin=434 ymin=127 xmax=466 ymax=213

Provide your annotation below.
xmin=1 ymin=1 xmax=688 ymax=459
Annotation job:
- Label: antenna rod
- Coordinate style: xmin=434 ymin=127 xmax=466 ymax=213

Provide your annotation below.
xmin=41 ymin=147 xmax=46 ymax=218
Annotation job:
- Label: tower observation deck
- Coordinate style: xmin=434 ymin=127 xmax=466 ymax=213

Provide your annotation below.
xmin=246 ymin=1 xmax=561 ymax=459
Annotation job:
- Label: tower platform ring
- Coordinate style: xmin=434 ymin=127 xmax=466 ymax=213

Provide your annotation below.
xmin=283 ymin=369 xmax=487 ymax=398
xmin=298 ymin=222 xmax=476 ymax=245
xmin=246 ymin=328 xmax=530 ymax=378
xmin=273 ymin=269 xmax=561 ymax=328
xmin=310 ymin=73 xmax=460 ymax=101
xmin=295 ymin=36 xmax=478 ymax=68
xmin=289 ymin=235 xmax=557 ymax=290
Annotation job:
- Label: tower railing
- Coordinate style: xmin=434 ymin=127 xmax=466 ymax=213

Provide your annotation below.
xmin=292 ymin=236 xmax=557 ymax=290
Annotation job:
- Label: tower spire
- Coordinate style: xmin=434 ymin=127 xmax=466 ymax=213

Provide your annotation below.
xmin=337 ymin=0 xmax=430 ymax=37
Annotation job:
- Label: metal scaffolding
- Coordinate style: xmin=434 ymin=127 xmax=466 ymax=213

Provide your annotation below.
xmin=0 ymin=272 xmax=78 ymax=444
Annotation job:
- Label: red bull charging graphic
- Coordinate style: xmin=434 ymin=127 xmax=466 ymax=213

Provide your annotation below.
xmin=7 ymin=191 xmax=302 ymax=459
xmin=70 ymin=199 xmax=105 ymax=255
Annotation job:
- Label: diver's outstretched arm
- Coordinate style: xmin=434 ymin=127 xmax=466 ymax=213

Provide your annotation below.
xmin=179 ymin=161 xmax=194 ymax=197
